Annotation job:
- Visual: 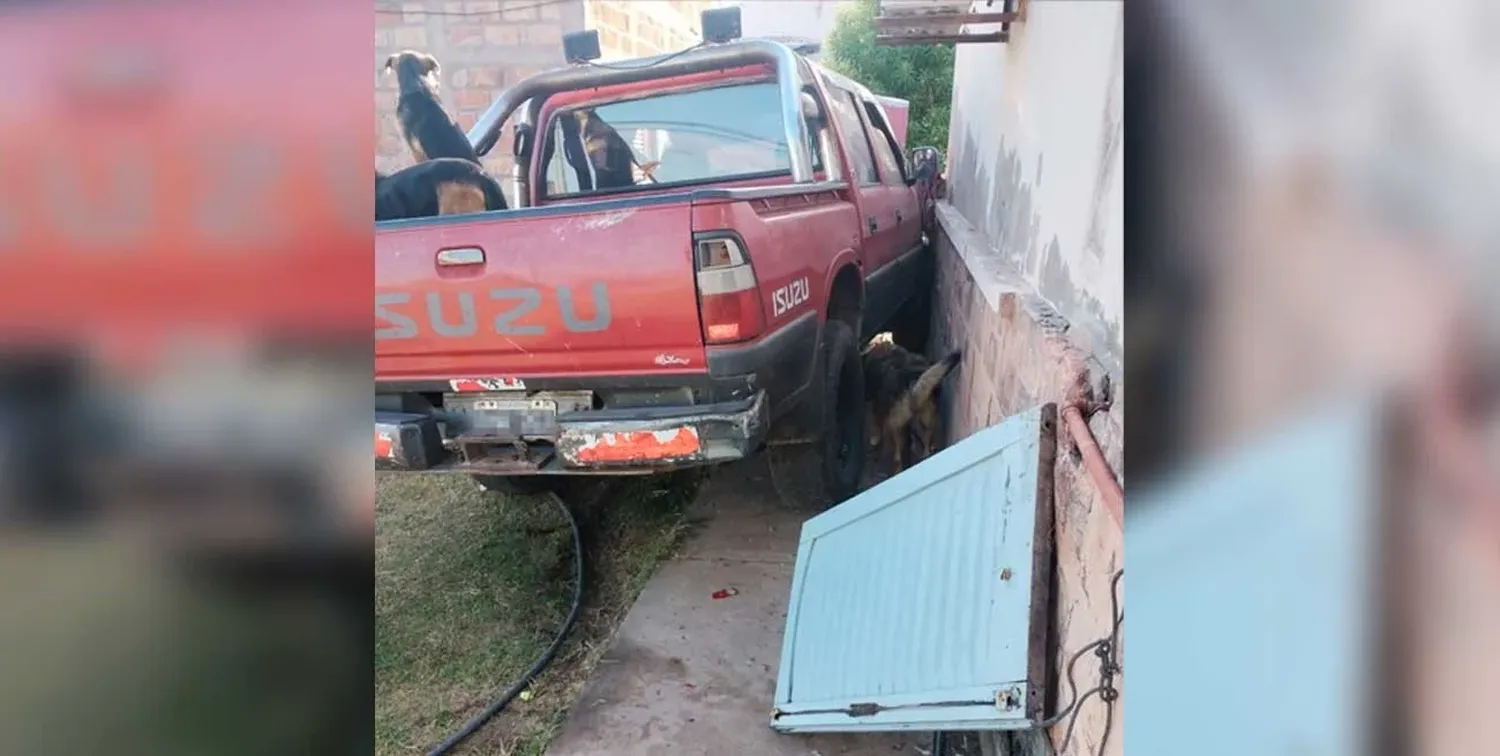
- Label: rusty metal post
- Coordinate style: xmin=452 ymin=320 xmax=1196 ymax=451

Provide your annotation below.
xmin=1061 ymin=403 xmax=1124 ymax=526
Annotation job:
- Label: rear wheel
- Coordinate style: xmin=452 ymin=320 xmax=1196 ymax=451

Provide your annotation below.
xmin=814 ymin=319 xmax=866 ymax=504
xmin=472 ymin=475 xmax=561 ymax=496
xmin=763 ymin=318 xmax=866 ymax=510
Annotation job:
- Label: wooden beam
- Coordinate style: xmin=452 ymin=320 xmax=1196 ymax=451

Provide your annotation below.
xmin=874 ymin=11 xmax=1018 ymax=30
xmin=875 ymin=32 xmax=1008 ymax=46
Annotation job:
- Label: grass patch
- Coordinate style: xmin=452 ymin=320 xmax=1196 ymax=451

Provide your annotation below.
xmin=375 ymin=472 xmax=701 ymax=756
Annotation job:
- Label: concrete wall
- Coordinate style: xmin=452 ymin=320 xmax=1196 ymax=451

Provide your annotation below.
xmin=375 ymin=0 xmax=706 ymax=177
xmin=930 ymin=3 xmax=1125 ymax=755
xmin=945 ymin=1 xmax=1123 ymax=361
xmin=737 ymin=0 xmax=850 ymax=59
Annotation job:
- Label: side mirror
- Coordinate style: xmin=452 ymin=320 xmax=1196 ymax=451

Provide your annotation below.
xmin=907 ymin=146 xmax=940 ymax=183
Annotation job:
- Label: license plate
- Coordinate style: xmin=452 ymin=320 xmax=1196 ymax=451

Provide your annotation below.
xmin=471 ymin=397 xmax=558 ymax=437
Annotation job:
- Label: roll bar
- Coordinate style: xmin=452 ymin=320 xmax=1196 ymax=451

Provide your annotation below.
xmin=465 ymin=39 xmax=815 ymax=207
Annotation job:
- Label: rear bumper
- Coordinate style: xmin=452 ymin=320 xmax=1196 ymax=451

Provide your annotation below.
xmin=375 ymin=390 xmax=769 ymax=475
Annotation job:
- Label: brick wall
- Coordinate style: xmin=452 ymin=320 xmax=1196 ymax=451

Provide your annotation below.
xmin=375 ymin=0 xmax=583 ymax=179
xmin=375 ymin=0 xmax=709 ymax=182
xmin=585 ymin=0 xmax=712 ymax=61
xmin=931 ymin=207 xmax=1124 ymax=756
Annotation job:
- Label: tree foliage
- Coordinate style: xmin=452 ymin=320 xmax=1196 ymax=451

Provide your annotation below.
xmin=824 ymin=0 xmax=955 ymax=153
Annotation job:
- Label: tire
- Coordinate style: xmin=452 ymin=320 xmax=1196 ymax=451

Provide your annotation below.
xmin=472 ymin=474 xmax=561 ymax=495
xmin=814 ymin=319 xmax=866 ymax=504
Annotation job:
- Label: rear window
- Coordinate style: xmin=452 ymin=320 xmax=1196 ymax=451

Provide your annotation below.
xmin=540 ymin=81 xmax=802 ymax=197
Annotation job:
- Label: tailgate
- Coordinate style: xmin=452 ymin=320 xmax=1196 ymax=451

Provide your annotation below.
xmin=376 ymin=199 xmax=706 ymax=379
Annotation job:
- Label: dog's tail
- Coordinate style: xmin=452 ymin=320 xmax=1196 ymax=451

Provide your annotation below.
xmin=907 ymin=350 xmax=963 ymax=408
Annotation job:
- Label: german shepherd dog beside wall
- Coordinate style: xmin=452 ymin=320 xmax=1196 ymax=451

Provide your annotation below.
xmin=375 ymin=158 xmax=506 ymax=222
xmin=384 ymin=50 xmax=479 ymax=164
xmin=862 ymin=334 xmax=963 ymax=474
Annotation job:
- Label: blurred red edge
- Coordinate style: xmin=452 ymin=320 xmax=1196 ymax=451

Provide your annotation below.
xmin=0 ymin=1 xmax=372 ymax=341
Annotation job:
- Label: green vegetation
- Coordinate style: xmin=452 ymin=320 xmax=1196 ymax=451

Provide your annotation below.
xmin=825 ymin=0 xmax=956 ymax=153
xmin=375 ymin=473 xmax=699 ymax=755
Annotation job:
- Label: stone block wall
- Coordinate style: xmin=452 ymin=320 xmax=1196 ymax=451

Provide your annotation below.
xmin=930 ymin=203 xmax=1123 ymax=756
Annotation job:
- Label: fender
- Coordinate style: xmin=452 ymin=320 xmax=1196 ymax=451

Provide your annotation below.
xmin=819 ymin=246 xmax=864 ymax=318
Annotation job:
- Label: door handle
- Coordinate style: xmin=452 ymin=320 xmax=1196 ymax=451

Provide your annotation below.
xmin=867 ymin=216 xmax=878 ymax=234
xmin=436 ymin=246 xmax=485 ymax=266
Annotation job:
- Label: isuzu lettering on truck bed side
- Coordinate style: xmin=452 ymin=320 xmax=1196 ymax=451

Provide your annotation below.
xmin=376 ymin=284 xmax=613 ymax=340
xmin=374 ymin=35 xmax=940 ymax=505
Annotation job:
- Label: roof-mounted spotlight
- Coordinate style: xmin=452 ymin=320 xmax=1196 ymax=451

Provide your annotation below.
xmin=701 ymin=6 xmax=743 ymax=44
xmin=562 ymin=29 xmax=601 ymax=64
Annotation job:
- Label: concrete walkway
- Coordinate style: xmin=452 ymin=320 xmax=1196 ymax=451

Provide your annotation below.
xmin=545 ymin=456 xmax=924 ymax=756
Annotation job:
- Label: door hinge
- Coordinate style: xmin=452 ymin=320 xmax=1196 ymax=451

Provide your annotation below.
xmin=995 ymin=685 xmax=1024 ymax=711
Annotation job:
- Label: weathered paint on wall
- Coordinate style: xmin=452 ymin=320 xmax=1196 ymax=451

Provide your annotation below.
xmin=945 ymin=1 xmax=1123 ymax=359
xmin=930 ymin=5 xmax=1125 ymax=755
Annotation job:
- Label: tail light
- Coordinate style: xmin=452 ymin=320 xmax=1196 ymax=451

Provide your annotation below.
xmin=693 ymin=234 xmax=765 ymax=345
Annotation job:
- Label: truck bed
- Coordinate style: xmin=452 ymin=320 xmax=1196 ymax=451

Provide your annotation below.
xmin=376 ymin=193 xmax=705 ymax=381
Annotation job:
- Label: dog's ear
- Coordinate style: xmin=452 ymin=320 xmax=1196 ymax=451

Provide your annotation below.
xmin=384 ymin=53 xmax=400 ymax=73
xmin=419 ymin=53 xmax=440 ymax=75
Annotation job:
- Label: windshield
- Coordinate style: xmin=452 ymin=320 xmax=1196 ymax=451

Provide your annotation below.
xmin=540 ymin=81 xmax=811 ymax=197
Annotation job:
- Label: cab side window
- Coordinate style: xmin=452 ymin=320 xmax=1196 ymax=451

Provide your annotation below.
xmin=826 ymin=88 xmax=879 ymax=186
xmin=860 ymin=99 xmax=906 ymax=186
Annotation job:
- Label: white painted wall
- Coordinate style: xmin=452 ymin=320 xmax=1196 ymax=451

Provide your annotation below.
xmin=736 ymin=0 xmax=851 ymax=56
xmin=945 ymin=1 xmax=1124 ymax=356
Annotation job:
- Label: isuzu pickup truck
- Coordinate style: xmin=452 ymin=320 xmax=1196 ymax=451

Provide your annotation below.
xmin=374 ymin=35 xmax=942 ymax=503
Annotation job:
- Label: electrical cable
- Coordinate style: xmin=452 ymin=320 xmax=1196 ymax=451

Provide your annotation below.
xmin=581 ymin=42 xmax=709 ymax=70
xmin=1035 ymin=569 xmax=1124 ymax=756
xmin=932 ymin=569 xmax=1123 ymax=756
xmin=375 ymin=0 xmax=570 ymax=18
xmin=424 ymin=489 xmax=585 ymax=756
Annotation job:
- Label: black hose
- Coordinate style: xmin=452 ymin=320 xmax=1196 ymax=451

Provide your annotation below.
xmin=931 ymin=730 xmax=948 ymax=756
xmin=425 ymin=489 xmax=585 ymax=756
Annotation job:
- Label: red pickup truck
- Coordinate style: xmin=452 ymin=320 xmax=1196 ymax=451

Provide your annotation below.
xmin=375 ymin=39 xmax=941 ymax=503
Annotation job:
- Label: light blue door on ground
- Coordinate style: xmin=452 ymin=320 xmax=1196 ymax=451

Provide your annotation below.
xmin=772 ymin=403 xmax=1059 ymax=733
xmin=774 ymin=395 xmax=1378 ymax=746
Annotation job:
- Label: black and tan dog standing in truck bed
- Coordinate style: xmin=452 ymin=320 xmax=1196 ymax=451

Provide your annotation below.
xmin=384 ymin=49 xmax=479 ymax=164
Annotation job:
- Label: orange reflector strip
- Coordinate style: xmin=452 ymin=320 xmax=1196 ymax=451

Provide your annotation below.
xmin=573 ymin=427 xmax=701 ymax=463
xmin=706 ymin=323 xmax=740 ymax=341
xmin=375 ymin=431 xmax=394 ymax=459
